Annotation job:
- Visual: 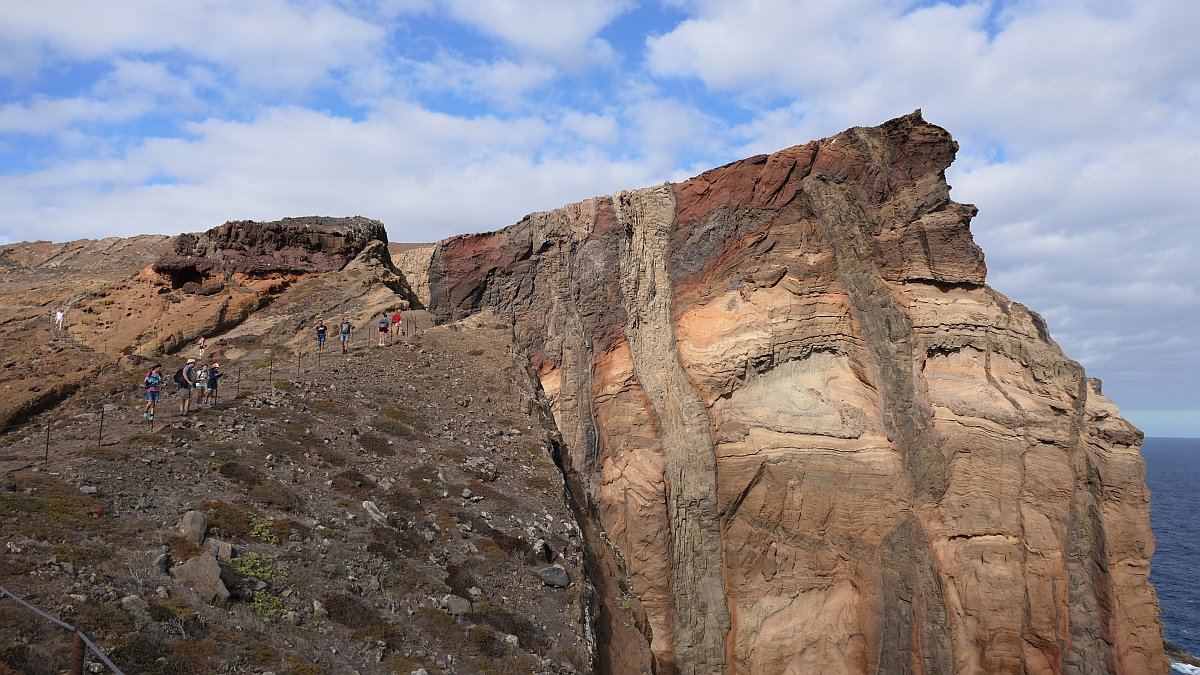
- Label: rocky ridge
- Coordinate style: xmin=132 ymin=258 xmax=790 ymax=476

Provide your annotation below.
xmin=422 ymin=111 xmax=1167 ymax=674
xmin=0 ymin=217 xmax=417 ymax=433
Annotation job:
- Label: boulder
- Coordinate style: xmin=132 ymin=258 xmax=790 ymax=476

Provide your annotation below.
xmin=172 ymin=551 xmax=230 ymax=605
xmin=178 ymin=510 xmax=207 ymax=546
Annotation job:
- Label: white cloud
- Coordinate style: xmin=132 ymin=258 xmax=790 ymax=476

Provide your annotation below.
xmin=0 ymin=101 xmax=657 ymax=246
xmin=409 ymin=54 xmax=559 ymax=108
xmin=443 ymin=0 xmax=633 ymax=67
xmin=0 ymin=1 xmax=386 ymax=91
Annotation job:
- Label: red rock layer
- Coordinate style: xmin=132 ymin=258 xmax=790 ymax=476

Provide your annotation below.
xmin=426 ymin=111 xmax=1166 ymax=674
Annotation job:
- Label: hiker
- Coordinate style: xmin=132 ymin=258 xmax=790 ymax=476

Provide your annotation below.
xmin=391 ymin=310 xmax=403 ymax=336
xmin=197 ymin=336 xmax=207 ymax=359
xmin=315 ymin=319 xmax=327 ymax=352
xmin=377 ymin=315 xmax=389 ymax=346
xmin=340 ymin=316 xmax=353 ymax=353
xmin=176 ymin=358 xmax=196 ymax=415
xmin=205 ymin=362 xmax=222 ymax=404
xmin=142 ymin=364 xmax=162 ymax=421
xmin=194 ymin=363 xmax=209 ymax=408
xmin=54 ymin=308 xmax=65 ymax=331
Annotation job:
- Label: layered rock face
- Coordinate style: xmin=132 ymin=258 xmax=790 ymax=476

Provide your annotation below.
xmin=425 ymin=112 xmax=1166 ymax=673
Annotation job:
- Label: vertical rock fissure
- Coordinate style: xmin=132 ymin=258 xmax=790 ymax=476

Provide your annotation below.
xmin=804 ymin=175 xmax=953 ymax=674
xmin=613 ymin=186 xmax=730 ymax=673
xmin=1063 ymin=372 xmax=1117 ymax=673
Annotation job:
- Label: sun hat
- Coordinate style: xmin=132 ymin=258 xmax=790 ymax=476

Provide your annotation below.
xmin=187 ymin=358 xmax=195 ymax=364
xmin=212 ymin=362 xmax=220 ymax=368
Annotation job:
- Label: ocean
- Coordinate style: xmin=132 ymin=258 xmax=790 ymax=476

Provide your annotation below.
xmin=1143 ymin=437 xmax=1200 ymax=673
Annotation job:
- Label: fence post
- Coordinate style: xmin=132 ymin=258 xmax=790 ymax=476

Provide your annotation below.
xmin=237 ymin=367 xmax=242 ymax=394
xmin=97 ymin=409 xmax=104 ymax=447
xmin=44 ymin=424 xmax=51 ymax=465
xmin=71 ymin=629 xmax=84 ymax=675
xmin=296 ymin=352 xmax=301 ymax=380
xmin=269 ymin=359 xmax=274 ymax=387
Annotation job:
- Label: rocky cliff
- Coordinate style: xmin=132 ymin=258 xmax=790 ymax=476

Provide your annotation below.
xmin=422 ymin=111 xmax=1166 ymax=674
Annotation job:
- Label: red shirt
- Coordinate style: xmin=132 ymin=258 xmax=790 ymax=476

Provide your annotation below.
xmin=391 ymin=313 xmax=402 ymax=323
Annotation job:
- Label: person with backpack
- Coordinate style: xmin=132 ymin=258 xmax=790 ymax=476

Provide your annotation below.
xmin=315 ymin=319 xmax=327 ymax=352
xmin=197 ymin=336 xmax=207 ymax=359
xmin=377 ymin=315 xmax=389 ymax=346
xmin=340 ymin=316 xmax=353 ymax=353
xmin=176 ymin=358 xmax=196 ymax=415
xmin=142 ymin=364 xmax=162 ymax=421
xmin=390 ymin=311 xmax=403 ymax=336
xmin=193 ymin=363 xmax=209 ymax=408
xmin=205 ymin=362 xmax=222 ymax=405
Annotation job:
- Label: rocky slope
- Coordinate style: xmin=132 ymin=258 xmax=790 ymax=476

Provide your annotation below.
xmin=1 ymin=316 xmax=590 ymax=674
xmin=421 ymin=111 xmax=1167 ymax=674
xmin=0 ymin=217 xmax=416 ymax=433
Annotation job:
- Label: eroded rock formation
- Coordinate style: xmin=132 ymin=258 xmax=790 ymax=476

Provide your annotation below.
xmin=0 ymin=217 xmax=416 ymax=432
xmin=423 ymin=112 xmax=1166 ymax=674
xmin=153 ymin=216 xmax=387 ymax=292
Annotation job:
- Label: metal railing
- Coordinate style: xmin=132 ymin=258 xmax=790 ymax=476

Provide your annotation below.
xmin=0 ymin=584 xmax=124 ymax=674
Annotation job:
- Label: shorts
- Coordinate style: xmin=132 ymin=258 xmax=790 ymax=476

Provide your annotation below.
xmin=177 ymin=386 xmax=191 ymax=398
xmin=379 ymin=326 xmax=388 ymax=333
xmin=317 ymin=335 xmax=326 ymax=345
xmin=145 ymin=390 xmax=160 ymax=402
xmin=340 ymin=332 xmax=351 ymax=342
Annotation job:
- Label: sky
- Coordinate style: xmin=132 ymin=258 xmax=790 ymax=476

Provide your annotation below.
xmin=0 ymin=0 xmax=1196 ymax=437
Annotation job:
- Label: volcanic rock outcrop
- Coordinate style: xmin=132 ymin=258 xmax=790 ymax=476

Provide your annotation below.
xmin=0 ymin=217 xmax=416 ymax=432
xmin=422 ymin=112 xmax=1166 ymax=673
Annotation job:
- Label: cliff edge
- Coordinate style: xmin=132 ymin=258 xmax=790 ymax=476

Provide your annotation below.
xmin=422 ymin=111 xmax=1167 ymax=674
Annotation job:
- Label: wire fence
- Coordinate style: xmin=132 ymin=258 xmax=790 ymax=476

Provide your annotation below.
xmin=0 ymin=584 xmax=125 ymax=675
xmin=0 ymin=318 xmax=429 ymax=471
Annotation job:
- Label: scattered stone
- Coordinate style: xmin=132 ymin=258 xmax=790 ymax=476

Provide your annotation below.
xmin=120 ymin=595 xmax=148 ymax=613
xmin=79 ymin=485 xmax=97 ymax=494
xmin=313 ymin=599 xmax=328 ymax=619
xmin=534 ymin=564 xmax=571 ymax=588
xmin=177 ymin=510 xmax=207 ymax=546
xmin=362 ymin=500 xmax=388 ymax=526
xmin=172 ymin=551 xmax=230 ymax=605
xmin=154 ymin=553 xmax=171 ymax=574
xmin=441 ymin=594 xmax=471 ymax=616
xmin=203 ymin=538 xmax=233 ymax=561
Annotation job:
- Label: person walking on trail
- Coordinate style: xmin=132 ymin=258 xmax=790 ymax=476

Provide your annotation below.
xmin=193 ymin=363 xmax=209 ymax=409
xmin=391 ymin=311 xmax=402 ymax=336
xmin=315 ymin=319 xmax=327 ymax=352
xmin=54 ymin=308 xmax=65 ymax=331
xmin=177 ymin=358 xmax=196 ymax=416
xmin=142 ymin=364 xmax=162 ymax=421
xmin=197 ymin=336 xmax=207 ymax=359
xmin=340 ymin=316 xmax=353 ymax=353
xmin=205 ymin=362 xmax=222 ymax=405
xmin=377 ymin=315 xmax=389 ymax=346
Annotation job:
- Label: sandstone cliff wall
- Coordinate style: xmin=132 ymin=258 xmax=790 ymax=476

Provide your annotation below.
xmin=426 ymin=112 xmax=1166 ymax=674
